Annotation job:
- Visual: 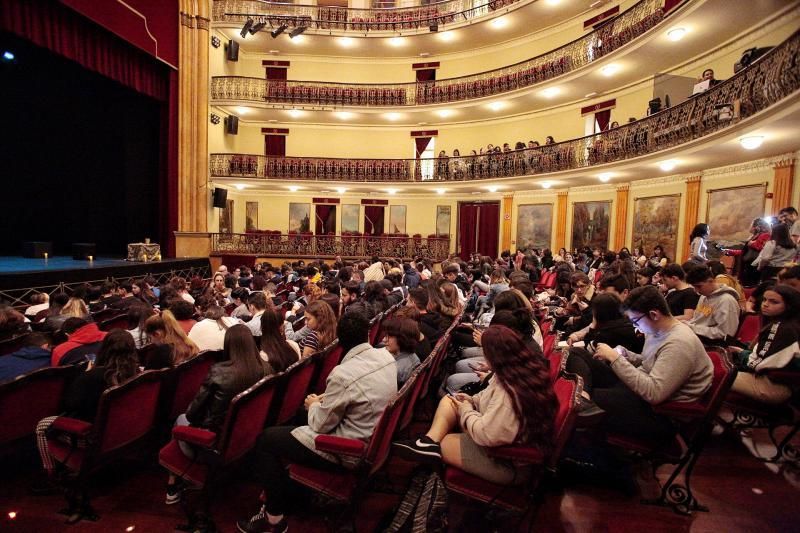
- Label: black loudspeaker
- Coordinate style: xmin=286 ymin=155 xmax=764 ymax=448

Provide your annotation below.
xmin=225 ymin=115 xmax=239 ymax=135
xmin=212 ymin=188 xmax=228 ymax=208
xmin=226 ymin=39 xmax=239 ymax=62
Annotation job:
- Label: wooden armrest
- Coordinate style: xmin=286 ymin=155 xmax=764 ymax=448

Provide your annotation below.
xmin=314 ymin=435 xmax=366 ymax=457
xmin=172 ymin=426 xmax=217 ymax=448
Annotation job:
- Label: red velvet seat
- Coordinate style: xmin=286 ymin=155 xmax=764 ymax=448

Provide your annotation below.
xmin=166 ymin=350 xmax=221 ymax=421
xmin=736 ymin=312 xmax=761 ymax=344
xmin=275 ymin=355 xmax=318 ymax=425
xmin=98 ymin=314 xmax=128 ymax=332
xmin=443 ymin=374 xmax=581 ymax=513
xmin=0 ymin=332 xmax=31 ymax=356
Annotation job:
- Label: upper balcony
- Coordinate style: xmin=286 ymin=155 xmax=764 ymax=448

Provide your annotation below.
xmin=210 ymin=30 xmax=800 ymax=188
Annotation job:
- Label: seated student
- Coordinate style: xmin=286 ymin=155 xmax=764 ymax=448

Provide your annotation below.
xmin=169 ymin=299 xmax=198 ymax=336
xmin=24 ymin=292 xmax=49 ymax=319
xmin=51 ymin=317 xmax=107 ymax=366
xmin=126 ymin=302 xmax=153 ymax=349
xmin=0 ymin=333 xmax=52 ymax=383
xmin=382 ymin=317 xmax=421 ymax=386
xmin=394 ymin=325 xmax=556 ymax=485
xmin=97 ymin=280 xmax=121 ymax=311
xmin=132 ymin=278 xmax=159 ymax=306
xmin=36 ymin=331 xmax=141 ymax=480
xmin=635 ymin=267 xmax=656 ymax=287
xmin=227 ymin=288 xmax=250 ymax=320
xmin=685 ymin=265 xmax=741 ymax=344
xmin=188 ymin=305 xmax=240 ymax=352
xmin=41 ymin=292 xmax=71 ymax=332
xmin=244 ymin=292 xmax=269 ymax=337
xmin=111 ymin=281 xmax=138 ymax=311
xmin=566 ymin=286 xmax=713 ymax=442
xmin=442 ymin=264 xmax=468 ymax=305
xmin=554 ymin=272 xmax=595 ymax=335
xmin=0 ymin=305 xmax=29 ymax=341
xmin=728 ymin=285 xmax=800 ymax=404
xmin=166 ymin=325 xmax=268 ymax=505
xmin=474 ymin=269 xmax=510 ymax=318
xmin=437 ymin=281 xmax=464 ymax=327
xmin=236 ymin=312 xmax=396 ymax=533
xmin=170 ymin=276 xmax=195 ymax=305
xmin=567 ymin=273 xmax=632 ymax=346
xmin=660 ymin=263 xmax=701 ymax=321
xmin=778 ymin=265 xmax=800 ymax=292
xmin=144 ymin=310 xmax=199 ymax=367
xmin=583 ymin=293 xmax=644 ymax=353
xmin=259 ymin=307 xmax=300 ymax=373
xmin=295 ymin=300 xmax=338 ymax=358
xmin=708 ymin=260 xmax=746 ymax=308
xmin=393 ymin=305 xmax=433 ymax=361
xmin=408 ymin=287 xmax=445 ymax=345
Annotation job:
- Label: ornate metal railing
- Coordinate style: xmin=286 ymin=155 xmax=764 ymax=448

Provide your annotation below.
xmin=213 ymin=0 xmax=522 ymax=33
xmin=210 ymin=30 xmax=800 ymax=182
xmin=211 ymin=0 xmax=668 ymax=107
xmin=212 ymin=232 xmax=451 ymax=260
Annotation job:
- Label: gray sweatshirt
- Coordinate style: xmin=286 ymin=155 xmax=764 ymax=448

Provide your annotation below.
xmin=687 ymin=285 xmax=741 ymax=340
xmin=611 ymin=321 xmax=713 ymax=404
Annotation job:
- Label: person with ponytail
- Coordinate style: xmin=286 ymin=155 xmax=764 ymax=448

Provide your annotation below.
xmin=144 ymin=310 xmax=199 ymax=365
xmin=259 ymin=307 xmax=301 ymax=375
xmin=394 ymin=325 xmax=557 ymax=485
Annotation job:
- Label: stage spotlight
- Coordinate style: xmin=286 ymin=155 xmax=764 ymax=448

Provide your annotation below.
xmin=289 ymin=26 xmax=307 ymax=39
xmin=271 ymin=24 xmax=288 ymax=38
xmin=240 ymin=18 xmax=254 ymax=38
xmin=249 ymin=20 xmax=267 ymax=34
xmin=210 ymin=36 xmax=221 ymax=48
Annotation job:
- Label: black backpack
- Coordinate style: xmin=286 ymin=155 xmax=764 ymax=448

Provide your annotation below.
xmin=383 ymin=469 xmax=448 ymax=533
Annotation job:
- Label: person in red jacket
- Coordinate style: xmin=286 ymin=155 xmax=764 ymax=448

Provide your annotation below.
xmin=50 ymin=317 xmax=107 ymax=366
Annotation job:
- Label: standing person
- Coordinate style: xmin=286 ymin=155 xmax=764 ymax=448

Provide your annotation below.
xmin=752 ymin=223 xmax=797 ymax=282
xmin=778 ymin=206 xmax=800 ymax=244
xmin=688 ymin=223 xmax=710 ymax=263
xmin=739 ymin=218 xmax=772 ymax=286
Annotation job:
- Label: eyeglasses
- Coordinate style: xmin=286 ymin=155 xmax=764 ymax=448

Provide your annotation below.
xmin=572 ymin=283 xmax=588 ymax=290
xmin=628 ymin=313 xmax=648 ymax=327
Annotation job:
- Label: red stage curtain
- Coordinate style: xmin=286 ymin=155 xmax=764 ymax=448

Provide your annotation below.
xmin=0 ymin=0 xmax=169 ymax=101
xmin=265 ymin=135 xmax=286 ymax=157
xmin=364 ymin=206 xmax=384 ymax=236
xmin=477 ymin=203 xmax=500 ymax=259
xmin=315 ymin=204 xmax=337 ymax=234
xmin=595 ymin=109 xmax=612 ymax=132
xmin=415 ymin=137 xmax=432 ymax=158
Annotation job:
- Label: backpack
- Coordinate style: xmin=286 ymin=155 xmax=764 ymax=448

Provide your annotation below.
xmin=384 ymin=469 xmax=448 ymax=533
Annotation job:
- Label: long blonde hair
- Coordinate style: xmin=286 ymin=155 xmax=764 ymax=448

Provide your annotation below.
xmin=62 ymin=297 xmax=89 ymax=319
xmin=145 ymin=310 xmax=199 ymax=364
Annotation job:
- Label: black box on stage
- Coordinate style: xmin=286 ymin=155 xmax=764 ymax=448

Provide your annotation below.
xmin=22 ymin=241 xmax=53 ymax=258
xmin=72 ymin=243 xmax=96 ymax=260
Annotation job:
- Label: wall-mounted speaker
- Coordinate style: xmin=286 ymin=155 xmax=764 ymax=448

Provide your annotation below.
xmin=212 ymin=188 xmax=228 ymax=208
xmin=226 ymin=39 xmax=239 ymax=62
xmin=225 ymin=115 xmax=239 ymax=135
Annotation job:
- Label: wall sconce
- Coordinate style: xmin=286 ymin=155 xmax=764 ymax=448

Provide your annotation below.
xmin=210 ymin=113 xmax=221 ymax=125
xmin=211 ymin=36 xmax=221 ymax=48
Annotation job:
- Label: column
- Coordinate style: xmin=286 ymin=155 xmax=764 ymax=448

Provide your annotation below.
xmin=555 ymin=191 xmax=568 ymax=249
xmin=680 ymin=175 xmax=702 ymax=261
xmin=501 ymin=194 xmax=514 ymax=252
xmin=772 ymin=158 xmax=796 ymax=213
xmin=613 ymin=185 xmax=629 ymax=251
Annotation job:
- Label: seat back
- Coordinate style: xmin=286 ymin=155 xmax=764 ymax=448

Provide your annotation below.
xmin=218 ymin=374 xmax=279 ymax=464
xmin=276 ymin=356 xmax=317 ymax=425
xmin=736 ymin=312 xmax=761 ymax=344
xmin=364 ymin=373 xmax=417 ymax=474
xmin=368 ymin=313 xmax=384 ymax=345
xmin=0 ymin=333 xmax=31 ymax=356
xmin=99 ymin=314 xmax=129 ymax=332
xmin=313 ymin=343 xmax=344 ymax=394
xmin=167 ymin=351 xmax=220 ymax=420
xmin=539 ymin=319 xmax=552 ymax=339
xmin=547 ymin=347 xmax=563 ymax=383
xmin=548 ymin=374 xmax=582 ymax=469
xmin=0 ymin=364 xmax=82 ymax=446
xmin=398 ymin=356 xmax=432 ymax=431
xmin=542 ymin=333 xmax=556 ymax=359
xmin=95 ymin=369 xmax=170 ymax=455
xmin=700 ymin=348 xmax=738 ymax=422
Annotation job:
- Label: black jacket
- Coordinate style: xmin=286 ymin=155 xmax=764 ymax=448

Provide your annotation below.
xmin=584 ymin=317 xmax=644 ymax=353
xmin=420 ymin=312 xmax=445 ymax=345
xmin=185 ymin=362 xmax=262 ymax=432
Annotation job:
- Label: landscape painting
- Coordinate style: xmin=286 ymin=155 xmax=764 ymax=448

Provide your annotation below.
xmin=342 ymin=204 xmax=360 ymax=233
xmin=571 ymin=201 xmax=610 ymax=250
xmin=289 ymin=203 xmax=311 ymax=233
xmin=389 ymin=205 xmax=407 ymax=234
xmin=632 ymin=195 xmax=680 ymax=261
xmin=707 ymin=184 xmax=766 ymax=242
xmin=246 ymin=201 xmax=258 ymax=232
xmin=516 ymin=204 xmax=552 ymax=250
xmin=436 ymin=205 xmax=451 ymax=236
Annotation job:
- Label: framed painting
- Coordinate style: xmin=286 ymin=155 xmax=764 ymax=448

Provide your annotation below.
xmin=245 ymin=201 xmax=258 ymax=232
xmin=388 ymin=205 xmax=407 ymax=234
xmin=706 ymin=184 xmax=767 ymax=243
xmin=436 ymin=205 xmax=451 ymax=237
xmin=632 ymin=194 xmax=680 ymax=261
xmin=288 ymin=203 xmax=311 ymax=233
xmin=219 ymin=199 xmax=234 ymax=234
xmin=342 ymin=204 xmax=360 ymax=233
xmin=516 ymin=204 xmax=552 ymax=251
xmin=571 ymin=201 xmax=610 ymax=250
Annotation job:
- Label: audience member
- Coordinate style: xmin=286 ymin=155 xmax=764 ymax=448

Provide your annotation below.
xmin=660 ymin=263 xmax=700 ymax=321
xmin=685 ymin=266 xmax=741 ymax=344
xmin=51 ymin=317 xmax=107 ymax=366
xmin=382 ymin=317 xmax=420 ymax=386
xmin=144 ymin=310 xmax=199 ymax=365
xmin=0 ymin=332 xmax=52 ymax=383
xmin=24 ymin=292 xmax=49 ymax=318
xmin=245 ymin=292 xmax=269 ymax=336
xmin=188 ymin=305 xmax=240 ymax=352
xmin=259 ymin=307 xmax=301 ymax=373
xmin=297 ymin=300 xmax=337 ymax=358
xmin=753 ymin=223 xmax=797 ymax=281
xmin=688 ymin=223 xmax=710 ymax=263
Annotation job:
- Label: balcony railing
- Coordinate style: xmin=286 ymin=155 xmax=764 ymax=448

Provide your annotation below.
xmin=212 ymin=232 xmax=451 ymax=260
xmin=210 ymin=30 xmax=800 ymax=183
xmin=211 ymin=0 xmax=668 ymax=107
xmin=213 ymin=0 xmax=522 ymax=33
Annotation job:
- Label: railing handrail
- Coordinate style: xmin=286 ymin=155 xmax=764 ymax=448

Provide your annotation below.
xmin=210 ymin=29 xmax=800 ymax=182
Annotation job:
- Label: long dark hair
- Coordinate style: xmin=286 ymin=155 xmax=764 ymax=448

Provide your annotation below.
xmin=259 ymin=307 xmax=299 ymax=373
xmin=771 ymin=223 xmax=796 ymax=249
xmin=689 ymin=223 xmax=709 ymax=241
xmin=221 ymin=324 xmax=267 ymax=391
xmin=305 ymin=300 xmax=337 ymax=348
xmin=480 ymin=326 xmax=557 ymax=451
xmin=96 ymin=330 xmax=140 ymax=386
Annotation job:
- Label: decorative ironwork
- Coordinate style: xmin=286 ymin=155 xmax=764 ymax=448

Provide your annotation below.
xmin=213 ymin=0 xmax=522 ymax=33
xmin=211 ymin=0 xmax=669 ymax=106
xmin=211 ymin=232 xmax=451 ymax=261
xmin=210 ymin=30 xmax=800 ymax=183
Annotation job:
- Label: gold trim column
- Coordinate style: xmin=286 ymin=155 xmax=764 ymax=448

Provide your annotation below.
xmin=772 ymin=158 xmax=796 ymax=213
xmin=680 ymin=175 xmax=702 ymax=261
xmin=555 ymin=191 xmax=568 ymax=249
xmin=501 ymin=194 xmax=514 ymax=252
xmin=613 ymin=185 xmax=629 ymax=251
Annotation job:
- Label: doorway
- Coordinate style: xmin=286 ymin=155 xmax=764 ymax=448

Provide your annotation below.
xmin=457 ymin=201 xmax=500 ymax=260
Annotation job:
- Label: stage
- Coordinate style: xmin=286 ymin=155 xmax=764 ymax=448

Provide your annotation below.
xmin=0 ymin=256 xmax=211 ymax=307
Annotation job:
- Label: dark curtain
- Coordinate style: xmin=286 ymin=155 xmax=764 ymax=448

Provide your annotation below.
xmin=664 ymin=0 xmax=682 ymax=11
xmin=416 ymin=68 xmax=436 ymax=82
xmin=477 ymin=203 xmax=500 ymax=259
xmin=266 ymin=67 xmax=287 ymax=80
xmin=265 ymin=135 xmax=286 ymax=157
xmin=414 ymin=137 xmax=432 ymax=158
xmin=458 ymin=203 xmax=479 ymax=261
xmin=364 ymin=206 xmax=385 ymax=236
xmin=595 ymin=109 xmax=612 ymax=132
xmin=315 ymin=204 xmax=336 ymax=234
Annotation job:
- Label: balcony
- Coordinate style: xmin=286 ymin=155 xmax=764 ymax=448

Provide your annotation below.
xmin=210 ymin=29 xmax=800 ymax=184
xmin=211 ymin=0 xmax=668 ymax=107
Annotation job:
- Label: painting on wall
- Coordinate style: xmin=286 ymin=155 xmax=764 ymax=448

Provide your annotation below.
xmin=436 ymin=205 xmax=451 ymax=237
xmin=342 ymin=204 xmax=360 ymax=233
xmin=288 ymin=203 xmax=311 ymax=233
xmin=245 ymin=201 xmax=258 ymax=232
xmin=632 ymin=195 xmax=680 ymax=261
xmin=516 ymin=204 xmax=552 ymax=250
xmin=219 ymin=199 xmax=234 ymax=234
xmin=389 ymin=205 xmax=407 ymax=234
xmin=707 ymin=184 xmax=766 ymax=243
xmin=571 ymin=201 xmax=610 ymax=250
